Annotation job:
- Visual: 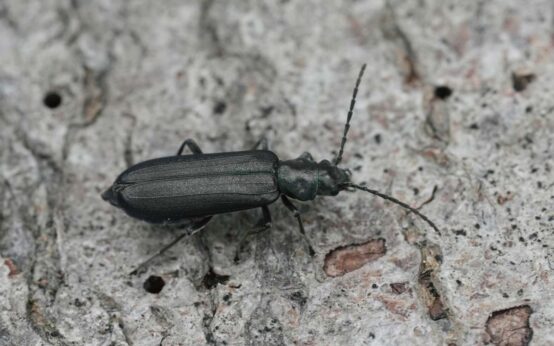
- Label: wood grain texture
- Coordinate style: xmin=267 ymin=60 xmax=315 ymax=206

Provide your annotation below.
xmin=0 ymin=0 xmax=552 ymax=345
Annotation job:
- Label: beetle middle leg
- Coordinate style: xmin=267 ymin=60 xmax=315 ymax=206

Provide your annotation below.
xmin=234 ymin=206 xmax=272 ymax=263
xmin=176 ymin=138 xmax=202 ymax=155
xmin=281 ymin=195 xmax=316 ymax=256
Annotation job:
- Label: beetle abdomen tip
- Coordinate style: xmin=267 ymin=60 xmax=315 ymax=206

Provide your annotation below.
xmin=101 ymin=187 xmax=120 ymax=207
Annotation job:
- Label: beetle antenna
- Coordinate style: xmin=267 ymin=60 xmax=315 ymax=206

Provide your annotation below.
xmin=334 ymin=63 xmax=367 ymax=166
xmin=343 ymin=183 xmax=441 ymax=235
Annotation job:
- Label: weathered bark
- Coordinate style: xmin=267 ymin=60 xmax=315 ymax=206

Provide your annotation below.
xmin=0 ymin=1 xmax=552 ymax=345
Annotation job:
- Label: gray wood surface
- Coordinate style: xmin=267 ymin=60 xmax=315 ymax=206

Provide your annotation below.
xmin=0 ymin=1 xmax=552 ymax=345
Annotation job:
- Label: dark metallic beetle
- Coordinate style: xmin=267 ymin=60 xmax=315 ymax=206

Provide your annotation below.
xmin=102 ymin=65 xmax=440 ymax=273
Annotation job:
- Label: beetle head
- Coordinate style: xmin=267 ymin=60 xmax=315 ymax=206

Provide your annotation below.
xmin=317 ymin=160 xmax=351 ymax=196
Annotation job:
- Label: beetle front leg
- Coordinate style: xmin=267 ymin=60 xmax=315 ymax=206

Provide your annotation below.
xmin=234 ymin=206 xmax=272 ymax=263
xmin=281 ymin=195 xmax=315 ymax=256
xmin=176 ymin=139 xmax=203 ymax=155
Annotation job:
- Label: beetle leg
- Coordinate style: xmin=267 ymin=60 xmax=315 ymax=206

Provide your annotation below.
xmin=176 ymin=139 xmax=203 ymax=155
xmin=251 ymin=136 xmax=269 ymax=150
xmin=129 ymin=216 xmax=212 ymax=275
xmin=281 ymin=195 xmax=316 ymax=256
xmin=298 ymin=152 xmax=314 ymax=161
xmin=234 ymin=206 xmax=272 ymax=263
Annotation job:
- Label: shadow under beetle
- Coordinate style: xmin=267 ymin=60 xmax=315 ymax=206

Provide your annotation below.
xmin=102 ymin=64 xmax=441 ymax=274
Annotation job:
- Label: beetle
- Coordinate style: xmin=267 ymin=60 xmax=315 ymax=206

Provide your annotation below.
xmin=102 ymin=64 xmax=440 ymax=273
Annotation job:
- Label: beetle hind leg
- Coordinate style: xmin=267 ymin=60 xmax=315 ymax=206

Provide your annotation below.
xmin=176 ymin=138 xmax=202 ymax=155
xmin=129 ymin=216 xmax=212 ymax=275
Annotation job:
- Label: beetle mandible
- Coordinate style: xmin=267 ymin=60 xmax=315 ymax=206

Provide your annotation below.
xmin=102 ymin=64 xmax=441 ymax=273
